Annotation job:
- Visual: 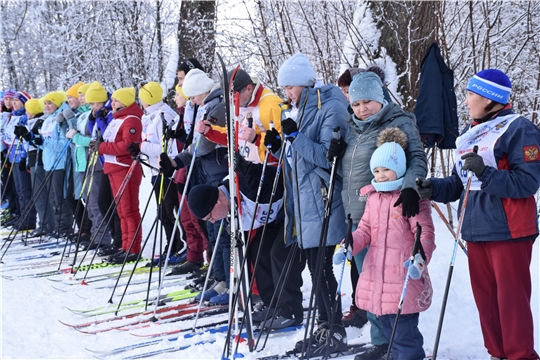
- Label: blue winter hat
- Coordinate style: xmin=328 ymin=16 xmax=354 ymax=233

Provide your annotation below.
xmin=349 ymin=72 xmax=385 ymax=105
xmin=370 ymin=128 xmax=408 ymax=192
xmin=278 ymin=53 xmax=316 ymax=87
xmin=466 ymin=69 xmax=512 ymax=104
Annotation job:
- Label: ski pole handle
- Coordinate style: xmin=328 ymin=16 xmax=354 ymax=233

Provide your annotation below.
xmin=247 ymin=113 xmax=253 ymax=129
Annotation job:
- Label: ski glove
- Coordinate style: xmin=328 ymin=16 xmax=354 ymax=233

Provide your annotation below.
xmin=461 ymin=152 xmax=486 ymax=177
xmin=127 ymin=142 xmax=140 ymax=157
xmin=56 ymin=112 xmax=66 ymax=124
xmin=18 ymin=160 xmax=27 ymax=172
xmin=264 ymin=128 xmax=282 ymax=153
xmin=281 ymin=118 xmax=298 ymax=141
xmin=166 ymin=127 xmax=187 ymax=142
xmin=66 ymin=129 xmax=78 ymax=139
xmin=333 ymin=243 xmax=353 ymax=265
xmin=394 ymin=188 xmax=420 ymax=218
xmin=403 ymin=253 xmax=426 ymax=280
xmin=414 ymin=178 xmax=433 ymax=200
xmin=89 ymin=140 xmax=101 ymax=153
xmin=327 ymin=137 xmax=347 ymax=161
xmin=63 ymin=108 xmax=76 ymax=121
xmin=234 ymin=152 xmax=252 ymax=174
xmin=31 ymin=119 xmax=44 ymax=134
xmin=14 ymin=125 xmax=29 ymax=138
xmin=159 ymin=153 xmax=183 ymax=178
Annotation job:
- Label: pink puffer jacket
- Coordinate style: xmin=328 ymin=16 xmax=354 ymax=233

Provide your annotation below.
xmin=351 ymin=185 xmax=436 ymax=316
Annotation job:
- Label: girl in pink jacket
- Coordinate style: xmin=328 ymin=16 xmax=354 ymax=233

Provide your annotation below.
xmin=350 ymin=128 xmax=435 ymax=360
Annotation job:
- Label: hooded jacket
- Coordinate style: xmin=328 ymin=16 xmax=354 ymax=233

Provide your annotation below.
xmin=281 ymin=84 xmax=349 ymax=248
xmin=352 ymin=185 xmax=435 ymax=315
xmin=340 ymin=102 xmax=427 ymax=224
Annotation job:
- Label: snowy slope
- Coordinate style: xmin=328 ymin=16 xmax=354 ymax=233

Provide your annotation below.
xmin=1 ymin=174 xmax=538 ymax=359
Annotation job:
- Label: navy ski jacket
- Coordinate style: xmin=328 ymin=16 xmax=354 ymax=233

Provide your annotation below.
xmin=431 ymin=108 xmax=540 ymax=242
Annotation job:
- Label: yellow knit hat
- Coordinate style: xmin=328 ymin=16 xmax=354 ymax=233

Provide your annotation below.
xmin=25 ymin=99 xmax=44 ymax=115
xmin=175 ymin=85 xmax=189 ymax=100
xmin=66 ymin=82 xmax=83 ymax=98
xmin=112 ymin=87 xmax=136 ymax=107
xmin=38 ymin=96 xmax=45 ymax=110
xmin=139 ymin=82 xmax=163 ymax=106
xmin=43 ymin=91 xmax=64 ymax=108
xmin=85 ymin=81 xmax=108 ymax=103
xmin=78 ymin=83 xmax=91 ymax=96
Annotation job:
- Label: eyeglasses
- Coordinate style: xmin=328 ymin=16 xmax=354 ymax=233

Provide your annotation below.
xmin=202 ymin=203 xmax=217 ymax=223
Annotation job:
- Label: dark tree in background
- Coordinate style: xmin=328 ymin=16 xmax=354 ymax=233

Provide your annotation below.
xmin=370 ymin=1 xmax=439 ymax=112
xmin=177 ymin=0 xmax=217 ymax=73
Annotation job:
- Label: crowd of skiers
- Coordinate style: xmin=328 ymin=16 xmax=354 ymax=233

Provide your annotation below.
xmin=1 ymin=53 xmax=538 ymax=359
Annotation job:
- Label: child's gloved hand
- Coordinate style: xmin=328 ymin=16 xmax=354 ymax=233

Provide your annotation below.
xmin=403 ymin=253 xmax=426 ymax=280
xmin=333 ymin=243 xmax=352 ymax=265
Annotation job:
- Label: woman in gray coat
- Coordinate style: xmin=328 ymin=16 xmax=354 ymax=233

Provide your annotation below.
xmin=329 ymin=71 xmax=427 ymax=359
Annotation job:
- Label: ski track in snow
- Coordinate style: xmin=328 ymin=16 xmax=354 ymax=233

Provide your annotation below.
xmin=1 ymin=175 xmax=538 ymax=359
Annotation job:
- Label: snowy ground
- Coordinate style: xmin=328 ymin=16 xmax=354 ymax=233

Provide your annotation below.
xmin=1 ymin=174 xmax=539 ymax=359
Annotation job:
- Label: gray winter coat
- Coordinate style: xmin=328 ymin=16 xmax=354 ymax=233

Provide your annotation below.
xmin=282 ymin=84 xmax=350 ymax=249
xmin=176 ymin=85 xmax=228 ymax=185
xmin=340 ymin=101 xmax=427 ymax=224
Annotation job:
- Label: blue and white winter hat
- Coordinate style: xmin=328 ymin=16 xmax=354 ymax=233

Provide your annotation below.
xmin=369 ymin=128 xmax=408 ymax=192
xmin=278 ymin=53 xmax=316 ymax=87
xmin=466 ymin=69 xmax=512 ymax=104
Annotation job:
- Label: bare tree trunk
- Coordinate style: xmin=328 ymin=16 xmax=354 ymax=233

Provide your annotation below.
xmin=370 ymin=1 xmax=438 ymax=111
xmin=177 ymin=0 xmax=217 ymax=72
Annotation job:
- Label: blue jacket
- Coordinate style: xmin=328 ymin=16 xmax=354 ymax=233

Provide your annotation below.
xmin=282 ymin=84 xmax=350 ymax=248
xmin=37 ymin=102 xmax=70 ymax=171
xmin=2 ymin=108 xmax=28 ymax=163
xmin=431 ymin=108 xmax=540 ymax=242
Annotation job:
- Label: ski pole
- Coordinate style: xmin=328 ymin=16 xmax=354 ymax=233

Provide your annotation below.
xmin=150 ymin=133 xmax=201 ymax=319
xmin=59 ymin=151 xmax=98 ymax=270
xmin=0 ymin=138 xmax=22 ymax=202
xmin=386 ymin=223 xmax=424 ymax=360
xmin=301 ymin=127 xmax=341 ymax=360
xmin=323 ymin=214 xmax=354 ymax=360
xmin=73 ymin=159 xmax=138 ymax=280
xmin=431 ymin=201 xmax=468 ymax=256
xmin=0 ymin=140 xmax=72 ymax=258
xmin=192 ymin=219 xmax=225 ymax=329
xmin=0 ymin=135 xmax=17 ymax=204
xmin=111 ymin=164 xmax=177 ymax=313
xmin=232 ymin=126 xmax=288 ymax=354
xmin=255 ymin=242 xmax=300 ymax=351
xmin=432 ymin=146 xmax=477 ymax=359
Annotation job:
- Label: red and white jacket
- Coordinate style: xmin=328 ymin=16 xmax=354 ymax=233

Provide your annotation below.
xmin=99 ymin=102 xmax=143 ymax=174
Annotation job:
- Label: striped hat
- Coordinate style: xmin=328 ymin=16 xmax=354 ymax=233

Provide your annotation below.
xmin=14 ymin=91 xmax=31 ymax=104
